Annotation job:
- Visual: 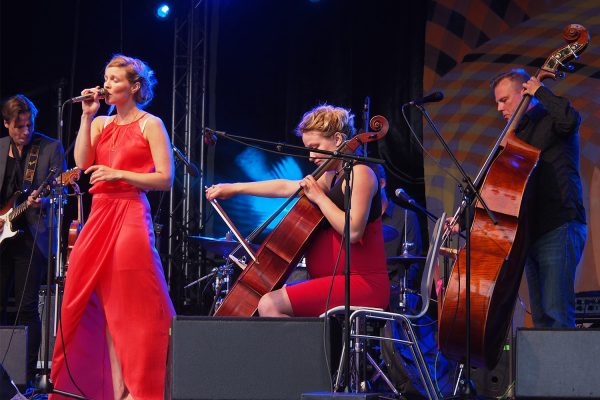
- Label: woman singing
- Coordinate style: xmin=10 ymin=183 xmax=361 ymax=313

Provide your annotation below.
xmin=51 ymin=54 xmax=175 ymax=399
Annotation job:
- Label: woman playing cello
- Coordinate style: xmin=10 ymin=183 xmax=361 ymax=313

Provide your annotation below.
xmin=206 ymin=105 xmax=389 ymax=317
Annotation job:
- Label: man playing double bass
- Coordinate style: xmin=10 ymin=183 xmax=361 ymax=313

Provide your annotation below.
xmin=491 ymin=68 xmax=586 ymax=328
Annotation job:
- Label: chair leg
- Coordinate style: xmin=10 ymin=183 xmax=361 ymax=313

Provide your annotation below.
xmin=399 ymin=319 xmax=440 ymax=400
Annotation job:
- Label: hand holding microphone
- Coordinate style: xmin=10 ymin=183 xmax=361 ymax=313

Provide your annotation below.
xmin=72 ymin=87 xmax=107 ymax=116
xmin=68 ymin=87 xmax=108 ymax=103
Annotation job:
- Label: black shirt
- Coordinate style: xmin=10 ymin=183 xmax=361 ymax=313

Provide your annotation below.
xmin=1 ymin=141 xmax=36 ymax=231
xmin=516 ymin=86 xmax=586 ymax=240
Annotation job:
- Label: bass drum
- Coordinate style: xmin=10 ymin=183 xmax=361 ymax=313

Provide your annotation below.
xmin=380 ymin=316 xmax=456 ymax=399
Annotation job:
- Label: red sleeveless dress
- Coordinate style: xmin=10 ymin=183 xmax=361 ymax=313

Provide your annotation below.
xmin=50 ymin=116 xmax=175 ymax=399
xmin=285 ymin=172 xmax=390 ymax=316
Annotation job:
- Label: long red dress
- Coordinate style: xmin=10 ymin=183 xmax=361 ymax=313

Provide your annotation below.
xmin=50 ymin=115 xmax=175 ymax=399
xmin=285 ymin=172 xmax=390 ymax=316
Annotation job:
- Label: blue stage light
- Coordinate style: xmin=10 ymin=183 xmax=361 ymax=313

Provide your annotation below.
xmin=156 ymin=4 xmax=170 ymax=19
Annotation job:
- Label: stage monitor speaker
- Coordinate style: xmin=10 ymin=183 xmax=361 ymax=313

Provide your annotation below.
xmin=168 ymin=316 xmax=334 ymax=400
xmin=516 ymin=328 xmax=600 ymax=398
xmin=0 ymin=326 xmax=27 ymax=386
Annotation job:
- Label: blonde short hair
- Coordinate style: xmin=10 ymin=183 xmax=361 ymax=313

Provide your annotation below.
xmin=106 ymin=54 xmax=157 ymax=107
xmin=295 ymin=104 xmax=356 ymax=139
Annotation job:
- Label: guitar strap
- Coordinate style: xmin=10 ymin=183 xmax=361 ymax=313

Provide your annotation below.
xmin=10 ymin=137 xmax=41 ymax=194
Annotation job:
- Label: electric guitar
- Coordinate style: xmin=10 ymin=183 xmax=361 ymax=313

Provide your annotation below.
xmin=0 ymin=167 xmax=81 ymax=245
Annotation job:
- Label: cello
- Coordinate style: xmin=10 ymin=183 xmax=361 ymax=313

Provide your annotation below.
xmin=214 ymin=116 xmax=389 ymax=316
xmin=438 ymin=24 xmax=589 ymax=369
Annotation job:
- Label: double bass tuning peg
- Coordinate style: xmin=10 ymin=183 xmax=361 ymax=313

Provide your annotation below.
xmin=558 ymin=63 xmax=575 ymax=73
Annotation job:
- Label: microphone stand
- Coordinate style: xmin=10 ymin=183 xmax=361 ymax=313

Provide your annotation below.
xmin=37 ymin=172 xmax=85 ymax=399
xmin=35 ymin=99 xmax=86 ymax=399
xmin=207 ymin=129 xmax=384 ymax=393
xmin=413 ymin=103 xmax=497 ymax=399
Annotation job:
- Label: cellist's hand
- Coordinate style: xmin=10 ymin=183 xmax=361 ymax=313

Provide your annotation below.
xmin=205 ymin=183 xmax=236 ymax=201
xmin=299 ymin=175 xmax=326 ymax=205
xmin=522 ymin=77 xmax=543 ymax=97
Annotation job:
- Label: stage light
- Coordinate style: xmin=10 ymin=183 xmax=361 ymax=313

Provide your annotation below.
xmin=156 ymin=3 xmax=170 ymax=19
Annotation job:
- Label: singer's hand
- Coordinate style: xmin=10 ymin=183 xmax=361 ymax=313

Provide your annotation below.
xmin=85 ymin=164 xmax=123 ymax=185
xmin=205 ymin=183 xmax=236 ymax=201
xmin=81 ymin=86 xmax=103 ymax=116
xmin=299 ymin=175 xmax=326 ymax=205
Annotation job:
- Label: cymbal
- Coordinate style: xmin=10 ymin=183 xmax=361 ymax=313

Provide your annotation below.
xmin=386 ymin=254 xmax=426 ymax=264
xmin=188 ymin=235 xmax=256 ymax=255
xmin=382 ymin=224 xmax=399 ymax=243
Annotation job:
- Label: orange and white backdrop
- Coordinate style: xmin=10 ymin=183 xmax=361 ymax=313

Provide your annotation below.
xmin=423 ymin=0 xmax=600 ymax=322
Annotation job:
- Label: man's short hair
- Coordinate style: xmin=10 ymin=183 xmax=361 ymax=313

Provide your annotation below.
xmin=2 ymin=94 xmax=38 ymax=123
xmin=490 ymin=68 xmax=531 ymax=90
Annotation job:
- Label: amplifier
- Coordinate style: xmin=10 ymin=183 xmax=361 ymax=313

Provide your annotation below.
xmin=575 ymin=291 xmax=600 ymax=324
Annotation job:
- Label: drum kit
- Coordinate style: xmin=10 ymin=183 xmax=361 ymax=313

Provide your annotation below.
xmin=186 ymin=223 xmax=424 ymax=313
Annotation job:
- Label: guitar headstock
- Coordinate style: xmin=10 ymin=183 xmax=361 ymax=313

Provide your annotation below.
xmin=56 ymin=167 xmax=82 ymax=187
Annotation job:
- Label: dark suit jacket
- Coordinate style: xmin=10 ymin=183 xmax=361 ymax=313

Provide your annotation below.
xmin=0 ymin=133 xmax=65 ymax=259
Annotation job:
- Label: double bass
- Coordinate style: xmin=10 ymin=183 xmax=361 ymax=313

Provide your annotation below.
xmin=438 ymin=24 xmax=589 ymax=369
xmin=214 ymin=116 xmax=389 ymax=316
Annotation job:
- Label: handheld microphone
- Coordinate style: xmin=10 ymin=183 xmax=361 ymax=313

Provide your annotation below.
xmin=394 ymin=188 xmax=416 ymax=206
xmin=68 ymin=88 xmax=108 ymax=103
xmin=173 ymin=145 xmax=201 ymax=177
xmin=405 ymin=91 xmax=444 ymax=106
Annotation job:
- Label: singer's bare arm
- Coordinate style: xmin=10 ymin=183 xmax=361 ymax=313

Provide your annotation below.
xmin=85 ymin=116 xmax=173 ymax=191
xmin=74 ymin=88 xmax=104 ymax=169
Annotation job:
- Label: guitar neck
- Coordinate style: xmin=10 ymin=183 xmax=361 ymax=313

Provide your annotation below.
xmin=9 ymin=200 xmax=31 ymax=222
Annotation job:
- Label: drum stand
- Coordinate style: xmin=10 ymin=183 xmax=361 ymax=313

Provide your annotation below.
xmin=183 ymin=259 xmax=235 ymax=315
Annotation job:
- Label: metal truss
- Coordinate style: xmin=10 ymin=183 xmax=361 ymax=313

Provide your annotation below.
xmin=167 ymin=0 xmax=208 ymax=309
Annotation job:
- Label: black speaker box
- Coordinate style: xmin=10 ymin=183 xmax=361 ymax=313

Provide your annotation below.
xmin=0 ymin=326 xmax=27 ymax=385
xmin=168 ymin=316 xmax=335 ymax=400
xmin=516 ymin=328 xmax=600 ymax=398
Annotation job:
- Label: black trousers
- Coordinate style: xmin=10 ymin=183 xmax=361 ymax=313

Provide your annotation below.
xmin=0 ymin=230 xmax=46 ymax=382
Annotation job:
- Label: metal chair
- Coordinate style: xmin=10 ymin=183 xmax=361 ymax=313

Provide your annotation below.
xmin=343 ymin=213 xmax=447 ymax=400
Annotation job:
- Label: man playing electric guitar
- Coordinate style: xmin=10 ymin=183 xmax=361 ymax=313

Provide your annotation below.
xmin=0 ymin=94 xmax=65 ymax=387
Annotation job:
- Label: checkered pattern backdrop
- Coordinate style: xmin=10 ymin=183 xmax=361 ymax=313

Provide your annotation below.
xmin=423 ymin=0 xmax=600 ymax=307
